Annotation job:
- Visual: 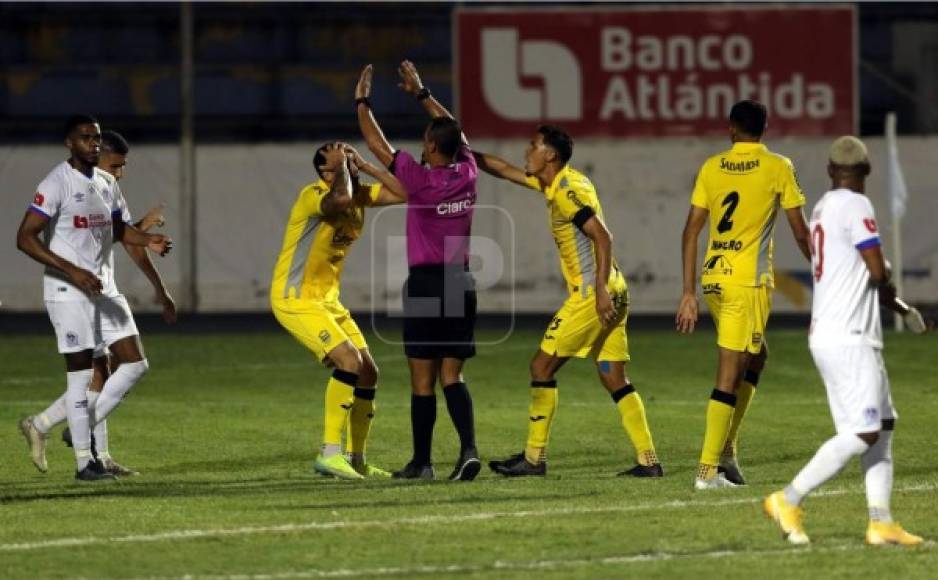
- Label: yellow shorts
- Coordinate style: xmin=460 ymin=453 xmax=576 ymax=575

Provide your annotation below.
xmin=703 ymin=283 xmax=772 ymax=354
xmin=539 ymin=279 xmax=630 ymax=362
xmin=271 ymin=299 xmax=367 ymax=363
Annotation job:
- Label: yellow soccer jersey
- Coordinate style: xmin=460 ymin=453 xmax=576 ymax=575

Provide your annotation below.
xmin=271 ymin=180 xmax=380 ymax=302
xmin=691 ymin=142 xmax=805 ymax=288
xmin=525 ymin=166 xmax=623 ymax=297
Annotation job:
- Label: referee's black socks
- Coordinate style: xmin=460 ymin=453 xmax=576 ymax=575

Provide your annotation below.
xmin=411 ymin=394 xmax=436 ymax=465
xmin=443 ymin=382 xmax=476 ymax=453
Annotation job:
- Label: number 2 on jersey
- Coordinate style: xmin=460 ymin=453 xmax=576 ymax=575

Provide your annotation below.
xmin=811 ymin=224 xmax=825 ymax=281
xmin=717 ymin=191 xmax=740 ymax=234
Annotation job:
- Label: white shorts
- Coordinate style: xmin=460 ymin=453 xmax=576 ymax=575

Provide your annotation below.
xmin=45 ymin=294 xmax=139 ymax=355
xmin=810 ymin=345 xmax=896 ymax=434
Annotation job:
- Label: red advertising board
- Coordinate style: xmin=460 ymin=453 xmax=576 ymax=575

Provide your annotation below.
xmin=455 ymin=5 xmax=856 ymax=138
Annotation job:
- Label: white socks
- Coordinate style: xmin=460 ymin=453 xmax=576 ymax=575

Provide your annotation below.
xmin=93 ymin=359 xmax=148 ymax=424
xmin=785 ymin=432 xmax=870 ymax=506
xmin=862 ymin=429 xmax=894 ymax=523
xmin=86 ymin=390 xmax=110 ymax=460
xmin=65 ymin=369 xmax=93 ymax=470
xmin=35 ymin=394 xmax=67 ymax=434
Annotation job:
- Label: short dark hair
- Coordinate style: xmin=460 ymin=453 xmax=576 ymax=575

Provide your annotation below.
xmin=313 ymin=143 xmax=329 ymax=178
xmin=425 ymin=117 xmax=462 ymax=158
xmin=537 ymin=125 xmax=573 ymax=165
xmin=64 ymin=114 xmax=98 ymax=138
xmin=729 ymin=100 xmax=767 ymax=138
xmin=101 ymin=130 xmax=130 ymax=155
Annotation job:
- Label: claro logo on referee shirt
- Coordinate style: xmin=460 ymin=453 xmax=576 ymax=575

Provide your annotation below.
xmin=437 ymin=199 xmax=473 ymax=216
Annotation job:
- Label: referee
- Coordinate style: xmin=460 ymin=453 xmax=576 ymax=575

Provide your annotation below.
xmin=356 ymin=62 xmax=481 ymax=481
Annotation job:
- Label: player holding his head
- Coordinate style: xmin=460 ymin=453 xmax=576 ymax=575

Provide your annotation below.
xmin=270 ymin=140 xmax=406 ymax=480
xmin=473 ymin=126 xmax=663 ymax=478
xmin=764 ymin=136 xmax=926 ymax=546
xmin=357 ymin=61 xmax=482 ymax=481
xmin=19 ymin=129 xmax=175 ymax=476
xmin=677 ymin=100 xmax=812 ymax=489
xmin=16 ymin=115 xmax=172 ymax=481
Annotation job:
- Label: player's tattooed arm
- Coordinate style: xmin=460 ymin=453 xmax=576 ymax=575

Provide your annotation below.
xmin=677 ymin=205 xmax=709 ymax=334
xmin=580 ymin=215 xmax=617 ymax=326
xmin=356 ymin=64 xmax=395 ymax=168
xmin=320 ymin=144 xmax=355 ymax=217
xmin=472 ymin=151 xmax=533 ymax=189
xmin=785 ymin=207 xmax=812 ymax=261
xmin=16 ymin=210 xmax=103 ymax=294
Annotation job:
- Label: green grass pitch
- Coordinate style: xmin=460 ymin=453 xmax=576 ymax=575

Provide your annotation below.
xmin=1 ymin=326 xmax=936 ymax=578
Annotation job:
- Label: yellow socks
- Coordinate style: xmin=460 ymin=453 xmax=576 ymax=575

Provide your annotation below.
xmin=525 ymin=380 xmax=558 ymax=465
xmin=346 ymin=387 xmax=376 ymax=458
xmin=611 ymin=384 xmax=658 ymax=466
xmin=723 ymin=372 xmax=758 ymax=459
xmin=699 ymin=389 xmax=737 ymax=479
xmin=323 ymin=370 xmax=356 ymax=453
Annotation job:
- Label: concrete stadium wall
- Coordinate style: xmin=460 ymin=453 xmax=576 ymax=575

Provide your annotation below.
xmin=1 ymin=137 xmax=936 ymax=314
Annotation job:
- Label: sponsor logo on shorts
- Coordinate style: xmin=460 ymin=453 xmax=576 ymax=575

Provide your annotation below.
xmin=319 ymin=330 xmax=331 ymax=344
xmin=530 ymin=415 xmax=547 ymax=422
xmin=752 ymin=332 xmax=763 ymax=346
xmin=65 ymin=331 xmax=78 ymax=347
xmin=863 ymin=406 xmax=879 ymax=424
xmin=58 ymin=286 xmax=68 ymax=292
xmin=33 ymin=192 xmax=44 ymax=206
xmin=702 ymin=283 xmax=722 ymax=296
xmin=74 ymin=192 xmax=85 ymax=203
xmin=863 ymin=218 xmax=878 ymax=233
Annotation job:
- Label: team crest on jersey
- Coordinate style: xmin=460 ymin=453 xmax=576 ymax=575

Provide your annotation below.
xmin=66 ymin=331 xmax=78 ymax=347
xmin=74 ymin=191 xmax=85 ymax=202
xmin=864 ymin=218 xmax=878 ymax=233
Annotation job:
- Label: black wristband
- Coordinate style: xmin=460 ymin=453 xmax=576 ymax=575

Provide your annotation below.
xmin=355 ymin=96 xmax=371 ymax=109
xmin=416 ymin=87 xmax=431 ymax=101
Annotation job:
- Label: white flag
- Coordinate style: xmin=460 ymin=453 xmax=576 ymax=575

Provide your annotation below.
xmin=885 ymin=112 xmax=908 ymax=220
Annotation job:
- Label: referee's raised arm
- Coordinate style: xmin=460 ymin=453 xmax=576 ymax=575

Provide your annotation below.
xmin=355 ymin=64 xmax=395 ymax=168
xmin=398 ymin=60 xmax=468 ymax=147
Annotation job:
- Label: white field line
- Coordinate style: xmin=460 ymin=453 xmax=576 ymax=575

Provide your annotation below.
xmin=2 ymin=482 xmax=935 ymax=554
xmin=3 ymin=399 xmax=830 ymax=409
xmin=138 ymin=541 xmax=938 ymax=580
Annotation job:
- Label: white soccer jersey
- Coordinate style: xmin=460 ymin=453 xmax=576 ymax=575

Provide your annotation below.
xmin=808 ymin=188 xmax=883 ymax=349
xmin=29 ymin=161 xmax=132 ymax=301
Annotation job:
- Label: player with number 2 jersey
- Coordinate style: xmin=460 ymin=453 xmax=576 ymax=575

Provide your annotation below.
xmin=677 ymin=100 xmax=812 ymax=490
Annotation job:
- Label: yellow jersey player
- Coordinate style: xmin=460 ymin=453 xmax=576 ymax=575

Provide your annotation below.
xmin=677 ymin=100 xmax=811 ymax=489
xmin=270 ymin=143 xmax=404 ymax=480
xmin=476 ymin=125 xmax=662 ymax=478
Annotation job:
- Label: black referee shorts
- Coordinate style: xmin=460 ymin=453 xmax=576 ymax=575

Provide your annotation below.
xmin=402 ymin=264 xmax=477 ymax=360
